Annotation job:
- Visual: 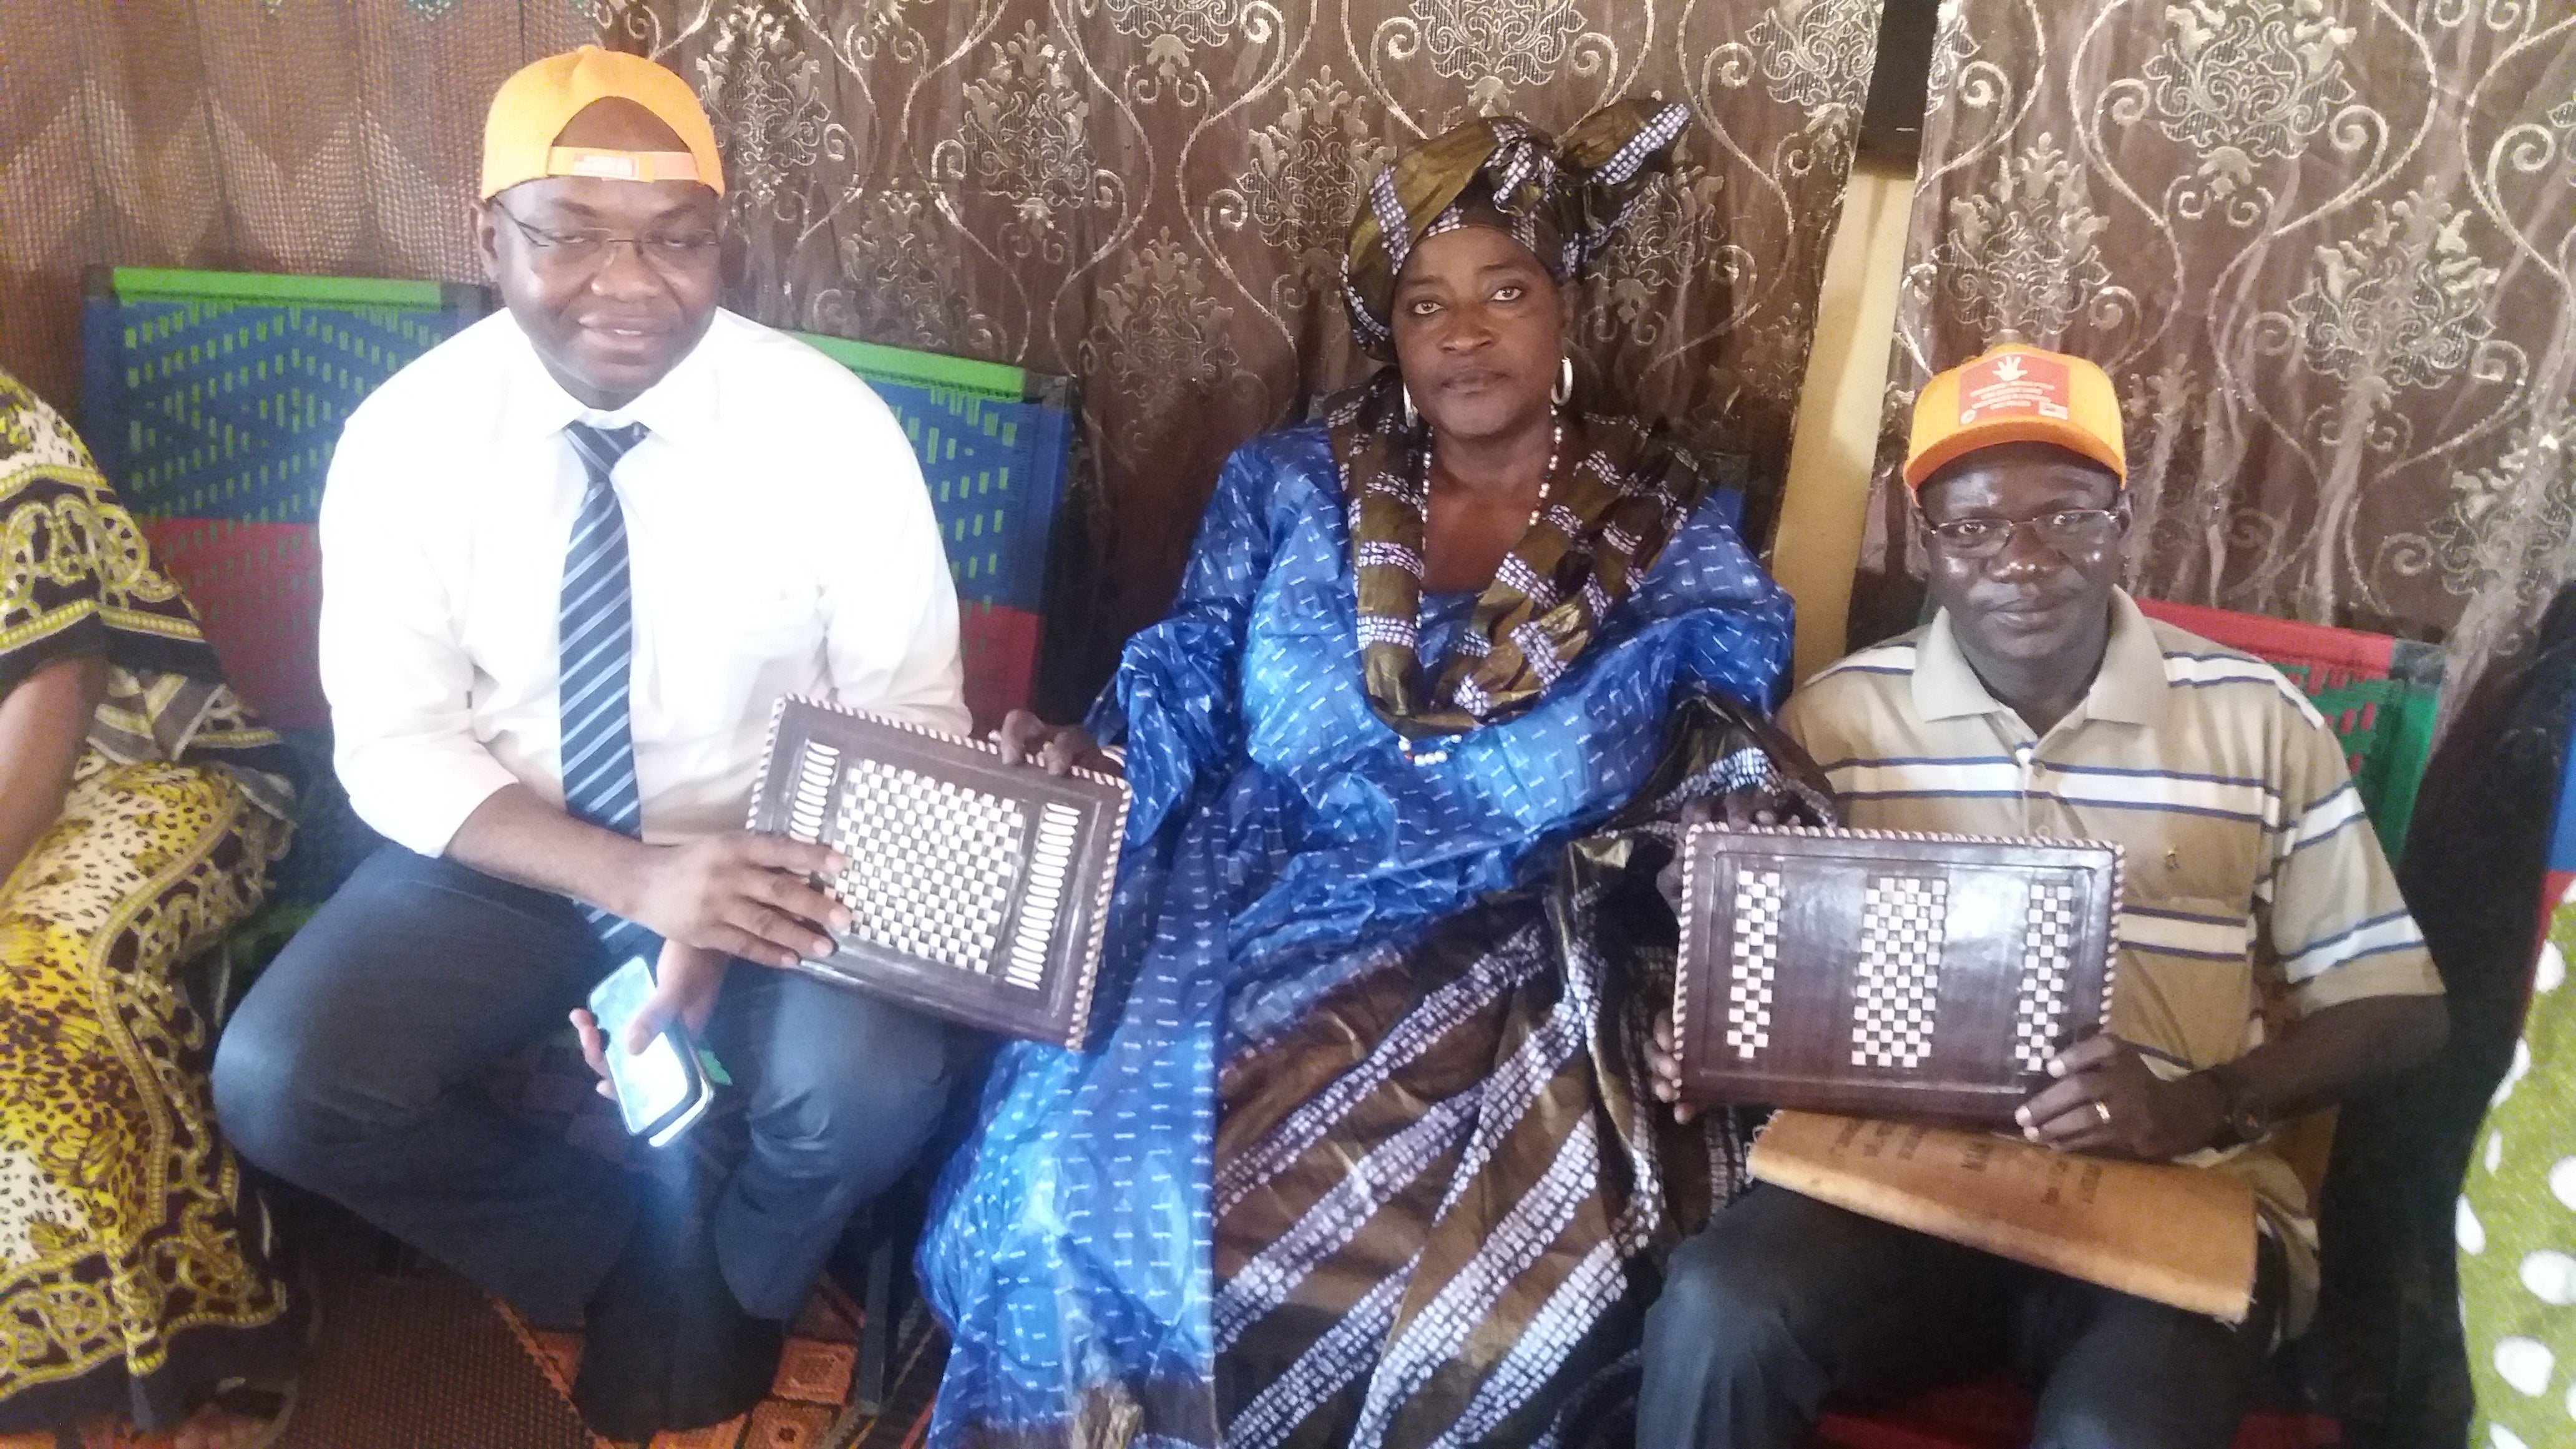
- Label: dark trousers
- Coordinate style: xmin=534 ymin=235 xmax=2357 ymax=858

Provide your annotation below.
xmin=211 ymin=846 xmax=961 ymax=1325
xmin=1637 ymin=1185 xmax=2287 ymax=1449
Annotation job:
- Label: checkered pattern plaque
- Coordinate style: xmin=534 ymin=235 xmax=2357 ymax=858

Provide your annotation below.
xmin=1672 ymin=826 xmax=2121 ymax=1128
xmin=1725 ymin=870 xmax=1783 ymax=1060
xmin=748 ymin=698 xmax=1129 ymax=1047
xmin=2014 ymin=882 xmax=2080 ymax=1071
xmin=1851 ymin=876 xmax=1949 ymax=1068
xmin=827 ymin=759 xmax=1030 ymax=976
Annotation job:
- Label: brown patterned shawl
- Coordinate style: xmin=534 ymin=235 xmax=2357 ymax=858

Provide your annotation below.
xmin=1329 ymin=369 xmax=1720 ymax=740
xmin=0 ymin=371 xmax=296 ymax=819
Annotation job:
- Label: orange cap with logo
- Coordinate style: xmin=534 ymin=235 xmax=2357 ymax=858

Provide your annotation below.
xmin=1904 ymin=343 xmax=2125 ymax=490
xmin=479 ymin=46 xmax=724 ymax=200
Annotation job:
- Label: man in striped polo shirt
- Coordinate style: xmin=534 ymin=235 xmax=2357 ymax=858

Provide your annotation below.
xmin=1638 ymin=344 xmax=2447 ymax=1449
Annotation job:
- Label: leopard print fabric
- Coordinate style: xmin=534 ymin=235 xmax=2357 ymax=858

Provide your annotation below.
xmin=0 ymin=749 xmax=289 ymax=1398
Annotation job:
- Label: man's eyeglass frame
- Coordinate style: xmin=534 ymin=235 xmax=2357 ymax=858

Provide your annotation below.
xmin=487 ymin=202 xmax=722 ymax=274
xmin=1915 ymin=503 xmax=2132 ymax=562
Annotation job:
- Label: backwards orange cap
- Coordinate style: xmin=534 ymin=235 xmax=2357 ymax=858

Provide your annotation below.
xmin=480 ymin=46 xmax=724 ymax=200
xmin=1905 ymin=343 xmax=2125 ymax=490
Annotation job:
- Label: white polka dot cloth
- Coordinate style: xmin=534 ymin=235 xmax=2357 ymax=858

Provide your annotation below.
xmin=2465 ymin=912 xmax=2576 ymax=1447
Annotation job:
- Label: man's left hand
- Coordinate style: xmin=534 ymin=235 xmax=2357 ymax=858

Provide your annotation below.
xmin=2016 ymin=1034 xmax=2224 ymax=1159
xmin=571 ymin=940 xmax=731 ymax=1101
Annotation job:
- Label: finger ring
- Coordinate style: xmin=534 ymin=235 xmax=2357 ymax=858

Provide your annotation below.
xmin=2093 ymin=1101 xmax=2113 ymax=1127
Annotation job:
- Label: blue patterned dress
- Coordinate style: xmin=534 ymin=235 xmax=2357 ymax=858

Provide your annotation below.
xmin=919 ymin=421 xmax=1792 ymax=1447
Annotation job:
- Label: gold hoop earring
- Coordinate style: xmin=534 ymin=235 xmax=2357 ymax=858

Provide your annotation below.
xmin=1553 ymin=358 xmax=1574 ymax=408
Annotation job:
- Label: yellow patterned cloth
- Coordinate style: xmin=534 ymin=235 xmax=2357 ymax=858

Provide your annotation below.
xmin=0 ymin=753 xmax=289 ymax=1418
xmin=0 ymin=371 xmax=296 ymax=1428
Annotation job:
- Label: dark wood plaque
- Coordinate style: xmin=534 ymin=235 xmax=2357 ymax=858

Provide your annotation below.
xmin=745 ymin=698 xmax=1128 ymax=1049
xmin=1673 ymin=825 xmax=2122 ymax=1128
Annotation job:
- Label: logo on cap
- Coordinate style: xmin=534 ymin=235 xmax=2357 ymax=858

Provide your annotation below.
xmin=1958 ymin=350 xmax=2071 ymax=426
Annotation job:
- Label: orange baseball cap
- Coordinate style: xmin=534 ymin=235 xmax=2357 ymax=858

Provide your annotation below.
xmin=1905 ymin=343 xmax=2125 ymax=489
xmin=480 ymin=46 xmax=724 ymax=200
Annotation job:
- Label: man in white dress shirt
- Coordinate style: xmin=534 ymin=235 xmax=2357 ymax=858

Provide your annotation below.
xmin=211 ymin=49 xmax=971 ymax=1439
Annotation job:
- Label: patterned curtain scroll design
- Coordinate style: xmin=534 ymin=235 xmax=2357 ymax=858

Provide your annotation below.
xmin=1851 ymin=0 xmax=2576 ymax=729
xmin=0 ymin=1 xmax=598 ymax=417
xmin=610 ymin=0 xmax=1881 ymax=707
xmin=0 ymin=1 xmax=1877 ymax=712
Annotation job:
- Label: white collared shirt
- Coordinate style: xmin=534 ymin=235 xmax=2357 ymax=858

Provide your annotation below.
xmin=319 ymin=307 xmax=969 ymax=857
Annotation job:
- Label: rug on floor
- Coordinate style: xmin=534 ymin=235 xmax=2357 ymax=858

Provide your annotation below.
xmin=485 ymin=1040 xmax=956 ymax=1449
xmin=492 ymin=1271 xmax=950 ymax=1449
xmin=35 ymin=1036 xmax=954 ymax=1449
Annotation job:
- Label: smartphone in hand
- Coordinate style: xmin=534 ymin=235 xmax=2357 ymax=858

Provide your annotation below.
xmin=587 ymin=955 xmax=714 ymax=1148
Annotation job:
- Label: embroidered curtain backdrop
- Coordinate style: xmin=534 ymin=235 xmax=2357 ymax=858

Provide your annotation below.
xmin=1848 ymin=0 xmax=2576 ymax=720
xmin=607 ymin=0 xmax=1881 ymax=700
xmin=0 ymin=0 xmax=1873 ymax=706
xmin=0 ymin=1 xmax=599 ymax=417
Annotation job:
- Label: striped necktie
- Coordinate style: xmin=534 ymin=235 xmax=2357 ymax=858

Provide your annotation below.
xmin=560 ymin=421 xmax=651 ymax=957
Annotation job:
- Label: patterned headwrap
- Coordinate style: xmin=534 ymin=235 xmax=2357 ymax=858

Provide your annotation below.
xmin=1341 ymin=98 xmax=1691 ymax=358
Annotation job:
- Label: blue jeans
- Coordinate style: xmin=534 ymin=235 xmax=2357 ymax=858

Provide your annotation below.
xmin=212 ymin=846 xmax=961 ymax=1324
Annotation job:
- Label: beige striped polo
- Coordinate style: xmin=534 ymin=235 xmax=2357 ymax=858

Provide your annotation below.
xmin=1777 ymin=590 xmax=2442 ymax=1309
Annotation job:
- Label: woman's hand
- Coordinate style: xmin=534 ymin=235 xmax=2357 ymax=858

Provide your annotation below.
xmin=995 ymin=710 xmax=1121 ymax=778
xmin=1656 ymin=789 xmax=1784 ymax=910
xmin=1654 ymin=799 xmax=1722 ymax=917
xmin=1647 ymin=1009 xmax=1700 ymax=1125
xmin=1654 ymin=766 xmax=1823 ymax=918
xmin=2015 ymin=1034 xmax=2225 ymax=1159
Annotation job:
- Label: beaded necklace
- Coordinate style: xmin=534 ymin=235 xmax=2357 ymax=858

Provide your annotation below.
xmin=1427 ymin=416 xmax=1566 ymax=542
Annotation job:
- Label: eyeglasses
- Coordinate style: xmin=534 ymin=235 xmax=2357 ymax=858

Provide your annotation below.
xmin=1919 ymin=507 xmax=2129 ymax=560
xmin=490 ymin=203 xmax=721 ymax=273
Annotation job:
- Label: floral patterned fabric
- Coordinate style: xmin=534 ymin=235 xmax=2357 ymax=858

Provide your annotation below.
xmin=0 ymin=3 xmax=595 ymax=416
xmin=1847 ymin=1 xmax=2576 ymax=729
xmin=0 ymin=3 xmax=1881 ymax=703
